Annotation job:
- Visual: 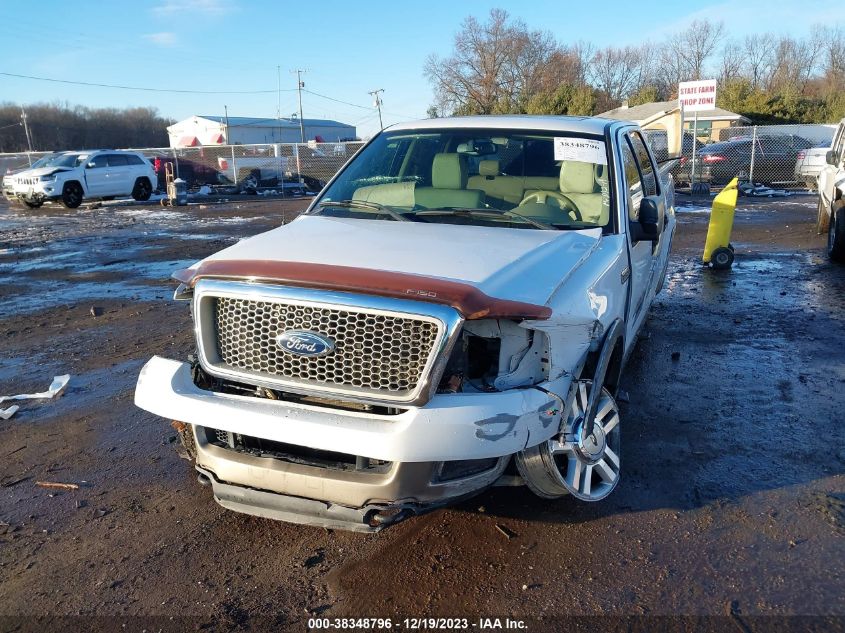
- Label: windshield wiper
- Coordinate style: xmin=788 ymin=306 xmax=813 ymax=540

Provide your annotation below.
xmin=317 ymin=199 xmax=410 ymax=222
xmin=415 ymin=207 xmax=556 ymax=231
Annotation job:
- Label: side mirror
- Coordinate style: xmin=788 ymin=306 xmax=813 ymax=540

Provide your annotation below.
xmin=632 ymin=196 xmax=664 ymax=241
xmin=827 ymin=150 xmax=837 ymax=166
xmin=87 ymin=162 xmax=96 ymax=169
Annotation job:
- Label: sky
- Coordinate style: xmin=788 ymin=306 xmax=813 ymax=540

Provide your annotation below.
xmin=1 ymin=0 xmax=843 ymax=141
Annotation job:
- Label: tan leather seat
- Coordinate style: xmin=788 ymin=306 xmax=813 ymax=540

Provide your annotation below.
xmin=414 ymin=153 xmax=484 ymax=209
xmin=559 ymin=161 xmax=606 ymax=223
xmin=467 ymin=159 xmax=524 ymax=206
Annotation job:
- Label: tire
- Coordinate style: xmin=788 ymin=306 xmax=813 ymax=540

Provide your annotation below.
xmin=828 ymin=202 xmax=845 ymax=263
xmin=817 ymin=196 xmax=830 ymax=235
xmin=61 ymin=182 xmax=83 ymax=209
xmin=711 ymin=246 xmax=734 ymax=269
xmin=516 ymin=381 xmax=621 ymax=501
xmin=131 ymin=178 xmax=152 ymax=201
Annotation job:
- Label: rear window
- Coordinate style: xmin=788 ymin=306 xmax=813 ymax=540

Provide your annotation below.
xmin=125 ymin=154 xmax=145 ymax=165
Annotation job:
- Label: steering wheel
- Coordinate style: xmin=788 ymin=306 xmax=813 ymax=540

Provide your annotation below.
xmin=519 ymin=190 xmax=582 ymax=222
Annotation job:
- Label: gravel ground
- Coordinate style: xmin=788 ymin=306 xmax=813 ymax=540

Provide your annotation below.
xmin=0 ymin=193 xmax=843 ymax=633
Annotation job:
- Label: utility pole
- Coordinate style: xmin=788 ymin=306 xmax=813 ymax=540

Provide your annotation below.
xmin=276 ymin=65 xmax=283 ymax=142
xmin=369 ymin=89 xmax=384 ymax=130
xmin=224 ymin=104 xmax=230 ymax=143
xmin=291 ymin=69 xmax=307 ymax=143
xmin=20 ymin=106 xmax=33 ymax=158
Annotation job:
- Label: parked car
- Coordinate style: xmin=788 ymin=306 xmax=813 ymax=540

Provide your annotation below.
xmin=642 ymin=130 xmax=697 ymax=185
xmin=2 ymin=150 xmax=157 ymax=209
xmin=794 ymin=141 xmax=832 ymax=190
xmin=135 ymin=115 xmax=676 ymax=531
xmin=148 ymin=154 xmax=230 ymax=190
xmin=693 ymin=134 xmax=814 ymax=186
xmin=817 ymin=118 xmax=845 ymax=261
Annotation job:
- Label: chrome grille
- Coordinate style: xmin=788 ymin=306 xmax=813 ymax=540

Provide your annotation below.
xmin=212 ymin=296 xmax=441 ymax=397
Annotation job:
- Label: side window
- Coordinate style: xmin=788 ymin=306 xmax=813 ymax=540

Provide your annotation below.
xmin=107 ymin=154 xmax=128 ymax=167
xmin=628 ymin=132 xmax=657 ymax=196
xmin=88 ymin=155 xmax=108 ymax=169
xmin=621 ymin=140 xmax=642 ymax=221
xmin=125 ymin=154 xmax=144 ymax=166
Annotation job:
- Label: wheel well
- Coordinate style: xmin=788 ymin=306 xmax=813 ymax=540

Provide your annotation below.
xmin=583 ymin=336 xmax=624 ymax=395
xmin=62 ymin=180 xmax=82 ymax=191
xmin=135 ymin=176 xmax=151 ymax=185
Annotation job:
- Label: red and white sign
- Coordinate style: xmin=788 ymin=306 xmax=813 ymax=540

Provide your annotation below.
xmin=678 ymin=79 xmax=717 ymax=112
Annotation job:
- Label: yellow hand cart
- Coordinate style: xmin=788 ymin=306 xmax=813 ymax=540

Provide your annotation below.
xmin=703 ymin=177 xmax=738 ymax=270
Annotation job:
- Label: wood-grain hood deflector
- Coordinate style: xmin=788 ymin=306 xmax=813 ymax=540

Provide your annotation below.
xmin=173 ymin=260 xmax=551 ymax=321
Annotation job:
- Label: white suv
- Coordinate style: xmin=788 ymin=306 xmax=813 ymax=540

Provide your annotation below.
xmin=2 ymin=150 xmax=157 ymax=209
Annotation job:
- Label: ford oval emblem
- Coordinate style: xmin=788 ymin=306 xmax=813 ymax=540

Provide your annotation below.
xmin=276 ymin=330 xmax=335 ymax=357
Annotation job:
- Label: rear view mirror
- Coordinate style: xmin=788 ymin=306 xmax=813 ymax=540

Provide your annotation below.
xmin=632 ymin=196 xmax=664 ymax=241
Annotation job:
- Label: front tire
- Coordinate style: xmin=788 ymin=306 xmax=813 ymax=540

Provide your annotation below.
xmin=516 ymin=381 xmax=621 ymax=501
xmin=828 ymin=201 xmax=845 ymax=263
xmin=131 ymin=178 xmax=152 ymax=201
xmin=61 ymin=182 xmax=83 ymax=209
xmin=817 ymin=196 xmax=830 ymax=235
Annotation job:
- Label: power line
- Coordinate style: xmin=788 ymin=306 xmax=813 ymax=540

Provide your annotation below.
xmin=0 ymin=71 xmax=294 ymax=95
xmin=303 ymin=88 xmax=418 ymax=121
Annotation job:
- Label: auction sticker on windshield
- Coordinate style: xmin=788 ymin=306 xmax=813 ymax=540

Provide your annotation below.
xmin=554 ymin=138 xmax=607 ymax=165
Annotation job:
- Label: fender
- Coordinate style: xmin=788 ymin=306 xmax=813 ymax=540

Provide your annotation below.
xmin=583 ymin=318 xmax=624 ymax=437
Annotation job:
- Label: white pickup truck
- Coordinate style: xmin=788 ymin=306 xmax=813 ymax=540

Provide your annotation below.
xmin=135 ymin=115 xmax=676 ymax=531
xmin=817 ymin=117 xmax=845 ymax=261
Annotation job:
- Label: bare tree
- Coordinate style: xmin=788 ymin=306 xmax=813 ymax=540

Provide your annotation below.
xmin=770 ymin=33 xmax=825 ymax=92
xmin=424 ymin=9 xmax=558 ymax=115
xmin=719 ymin=40 xmax=744 ymax=84
xmin=743 ymin=33 xmax=777 ymax=89
xmin=660 ymin=18 xmax=726 ymax=87
xmin=589 ymin=46 xmax=644 ymax=103
xmin=817 ymin=25 xmax=845 ymax=89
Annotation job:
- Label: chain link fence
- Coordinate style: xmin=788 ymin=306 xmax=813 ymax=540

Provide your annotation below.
xmin=0 ymin=142 xmax=365 ymax=196
xmin=676 ymin=123 xmax=836 ymax=191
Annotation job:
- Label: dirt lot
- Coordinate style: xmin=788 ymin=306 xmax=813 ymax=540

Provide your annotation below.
xmin=0 ymin=193 xmax=843 ymax=632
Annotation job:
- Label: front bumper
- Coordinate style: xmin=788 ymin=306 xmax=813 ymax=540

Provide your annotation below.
xmin=135 ymin=356 xmax=567 ymax=530
xmin=135 ymin=356 xmax=564 ymax=463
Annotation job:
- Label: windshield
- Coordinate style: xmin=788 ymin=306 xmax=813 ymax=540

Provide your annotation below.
xmin=312 ymin=127 xmax=611 ymax=230
xmin=33 ymin=153 xmax=86 ymax=169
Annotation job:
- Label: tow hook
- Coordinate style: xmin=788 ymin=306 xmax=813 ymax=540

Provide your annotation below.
xmin=366 ymin=507 xmax=414 ymax=528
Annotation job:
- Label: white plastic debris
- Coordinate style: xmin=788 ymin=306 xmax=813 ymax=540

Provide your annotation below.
xmin=0 ymin=375 xmax=71 ymax=419
xmin=1 ymin=405 xmax=20 ymax=420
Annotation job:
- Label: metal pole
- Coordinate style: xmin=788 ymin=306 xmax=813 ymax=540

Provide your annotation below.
xmin=20 ymin=106 xmax=33 ymax=165
xmin=231 ymin=144 xmax=237 ymax=188
xmin=224 ymin=105 xmax=230 ymax=144
xmin=276 ymin=65 xmax=282 ymax=143
xmin=749 ymin=125 xmax=757 ymax=185
xmin=369 ymin=89 xmax=384 ymax=130
xmin=292 ymin=69 xmax=306 ymax=143
xmin=690 ymin=111 xmax=698 ymax=187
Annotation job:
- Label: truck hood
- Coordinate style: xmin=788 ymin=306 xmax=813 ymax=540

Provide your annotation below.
xmin=198 ymin=215 xmax=601 ymax=306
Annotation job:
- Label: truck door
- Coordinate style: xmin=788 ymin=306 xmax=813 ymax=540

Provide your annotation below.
xmin=620 ymin=131 xmax=663 ymax=337
xmin=819 ymin=123 xmax=845 ymax=226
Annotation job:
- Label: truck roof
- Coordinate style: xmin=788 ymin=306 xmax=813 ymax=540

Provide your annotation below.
xmin=386 ymin=115 xmax=620 ymax=135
